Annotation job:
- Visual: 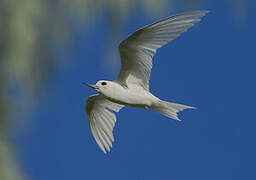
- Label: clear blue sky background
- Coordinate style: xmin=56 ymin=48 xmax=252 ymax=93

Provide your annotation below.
xmin=18 ymin=1 xmax=255 ymax=180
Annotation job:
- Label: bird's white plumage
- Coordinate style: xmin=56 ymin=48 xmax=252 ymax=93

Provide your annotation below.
xmin=117 ymin=10 xmax=208 ymax=90
xmin=85 ymin=11 xmax=209 ymax=153
xmin=86 ymin=94 xmax=124 ymax=153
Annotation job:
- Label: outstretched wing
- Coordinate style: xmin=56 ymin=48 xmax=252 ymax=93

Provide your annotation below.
xmin=86 ymin=94 xmax=124 ymax=153
xmin=116 ymin=10 xmax=209 ymax=90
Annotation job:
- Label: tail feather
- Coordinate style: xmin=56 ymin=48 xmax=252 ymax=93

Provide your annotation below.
xmin=152 ymin=100 xmax=196 ymax=121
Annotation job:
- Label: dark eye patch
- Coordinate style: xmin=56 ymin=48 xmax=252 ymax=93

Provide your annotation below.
xmin=101 ymin=82 xmax=107 ymax=86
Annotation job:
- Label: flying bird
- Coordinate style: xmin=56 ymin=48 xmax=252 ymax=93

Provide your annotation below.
xmin=85 ymin=10 xmax=209 ymax=153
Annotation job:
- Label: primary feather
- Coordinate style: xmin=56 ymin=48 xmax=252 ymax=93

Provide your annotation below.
xmin=86 ymin=94 xmax=124 ymax=153
xmin=117 ymin=10 xmax=209 ymax=90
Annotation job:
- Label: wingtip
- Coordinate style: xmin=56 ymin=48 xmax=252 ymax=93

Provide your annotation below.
xmin=189 ymin=106 xmax=197 ymax=110
xmin=189 ymin=10 xmax=210 ymax=16
xmin=203 ymin=10 xmax=210 ymax=16
xmin=102 ymin=148 xmax=111 ymax=154
xmin=101 ymin=148 xmax=107 ymax=154
xmin=202 ymin=10 xmax=210 ymax=13
xmin=196 ymin=10 xmax=210 ymax=13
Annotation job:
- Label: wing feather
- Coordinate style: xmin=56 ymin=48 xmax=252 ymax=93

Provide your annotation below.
xmin=117 ymin=10 xmax=209 ymax=90
xmin=86 ymin=94 xmax=124 ymax=153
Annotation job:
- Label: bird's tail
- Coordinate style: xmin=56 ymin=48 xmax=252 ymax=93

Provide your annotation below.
xmin=152 ymin=100 xmax=196 ymax=121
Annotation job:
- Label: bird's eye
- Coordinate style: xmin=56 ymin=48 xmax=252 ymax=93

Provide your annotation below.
xmin=101 ymin=82 xmax=107 ymax=86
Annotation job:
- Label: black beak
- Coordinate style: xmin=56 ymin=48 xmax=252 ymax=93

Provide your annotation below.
xmin=83 ymin=82 xmax=99 ymax=90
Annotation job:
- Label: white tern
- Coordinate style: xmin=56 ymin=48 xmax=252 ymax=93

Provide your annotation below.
xmin=85 ymin=10 xmax=209 ymax=153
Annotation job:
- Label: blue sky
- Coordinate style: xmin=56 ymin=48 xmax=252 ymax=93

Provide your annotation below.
xmin=18 ymin=1 xmax=256 ymax=180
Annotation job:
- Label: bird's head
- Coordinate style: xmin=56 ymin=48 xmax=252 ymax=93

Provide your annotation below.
xmin=84 ymin=80 xmax=114 ymax=94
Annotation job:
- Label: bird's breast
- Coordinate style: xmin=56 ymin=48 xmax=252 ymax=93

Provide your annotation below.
xmin=103 ymin=87 xmax=157 ymax=108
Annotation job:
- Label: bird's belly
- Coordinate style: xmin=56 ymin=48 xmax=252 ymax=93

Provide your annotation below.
xmin=105 ymin=90 xmax=156 ymax=108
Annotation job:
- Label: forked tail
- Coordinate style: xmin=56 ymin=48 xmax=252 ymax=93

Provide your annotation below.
xmin=152 ymin=100 xmax=196 ymax=121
